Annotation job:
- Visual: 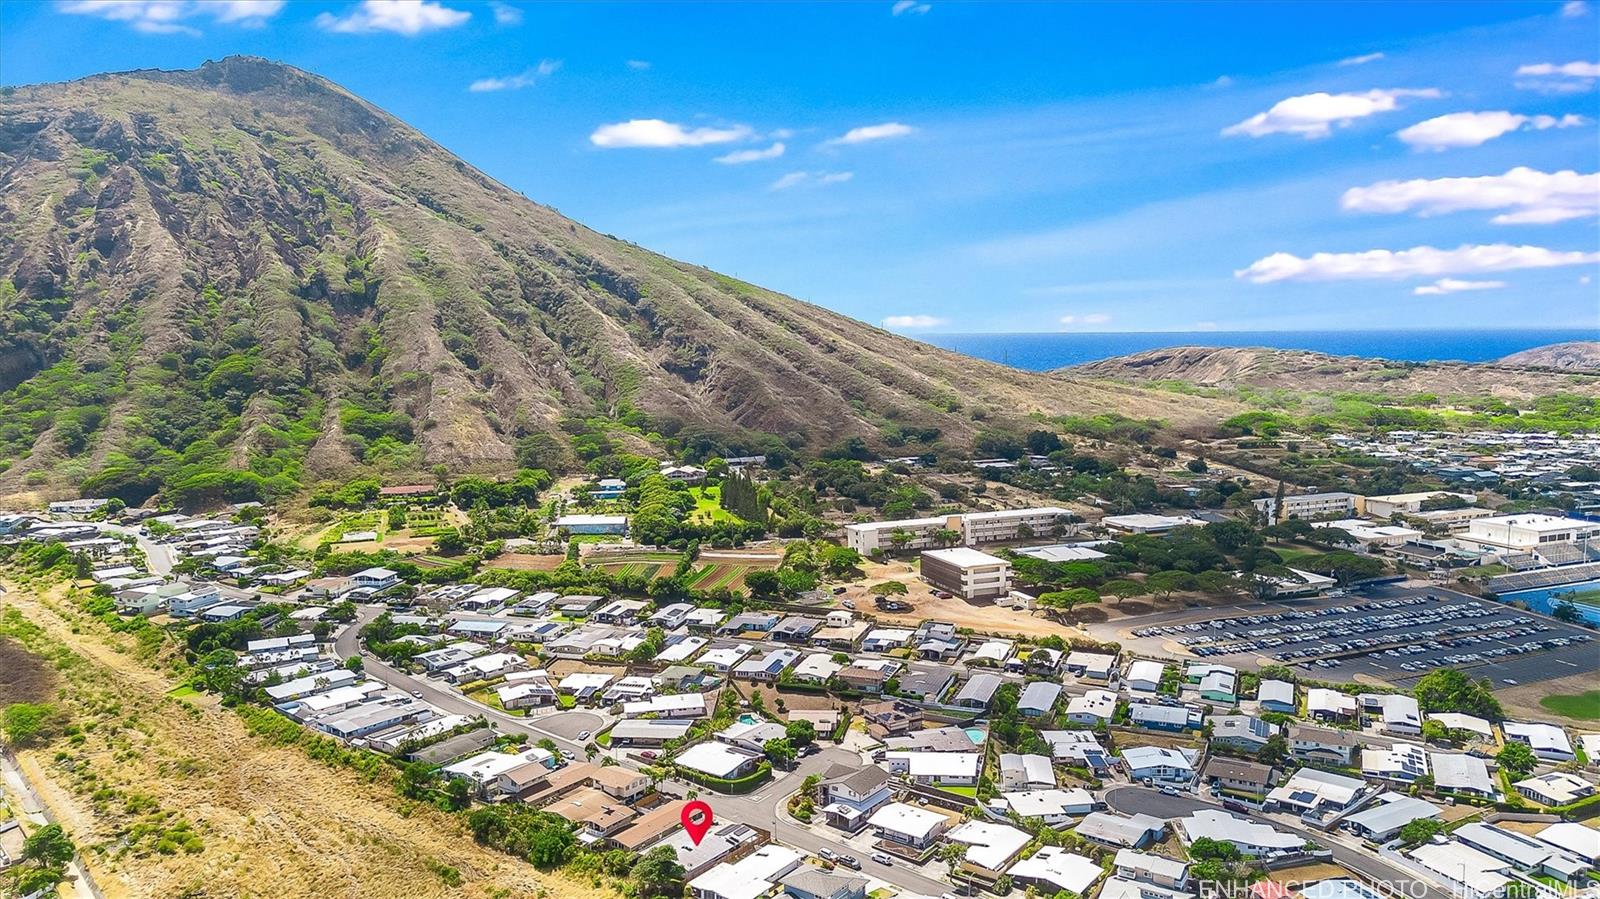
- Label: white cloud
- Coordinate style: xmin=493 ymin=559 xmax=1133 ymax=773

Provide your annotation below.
xmin=891 ymin=0 xmax=931 ymax=15
xmin=1396 ymin=110 xmax=1587 ymax=150
xmin=883 ymin=315 xmax=946 ymax=328
xmin=1237 ymin=244 xmax=1600 ymax=283
xmin=1060 ymin=313 xmax=1112 ymax=327
xmin=769 ymin=170 xmax=853 ymax=190
xmin=468 ymin=59 xmax=560 ymax=92
xmin=1561 ymin=0 xmax=1589 ymax=17
xmin=714 ymin=142 xmax=786 ymax=164
xmin=315 ymin=0 xmax=470 ymax=35
xmin=589 ymin=119 xmax=753 ymax=149
xmin=1341 ymin=167 xmax=1599 ymax=225
xmin=1337 ymin=52 xmax=1386 ymax=67
xmin=626 ymin=59 xmax=651 ymax=70
xmin=488 ymin=1 xmax=521 ymax=24
xmin=826 ymin=122 xmax=916 ymax=145
xmin=1515 ymin=60 xmax=1600 ymax=93
xmin=56 ymin=0 xmax=283 ymax=33
xmin=1412 ymin=278 xmax=1508 ymax=296
xmin=1222 ymin=88 xmax=1441 ymax=139
xmin=1210 ymin=75 xmax=1234 ymax=88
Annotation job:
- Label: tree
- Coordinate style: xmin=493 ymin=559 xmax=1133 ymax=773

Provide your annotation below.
xmin=194 ymin=649 xmax=246 ymax=701
xmin=400 ymin=761 xmax=438 ymax=800
xmin=820 ymin=545 xmax=863 ymax=579
xmin=1413 ymin=668 xmax=1503 ymax=721
xmin=528 ymin=825 xmax=575 ymax=869
xmin=1257 ymin=733 xmax=1288 ymax=766
xmin=1101 ymin=579 xmax=1143 ymax=604
xmin=634 ymin=844 xmax=687 ymax=899
xmin=1145 ymin=570 xmax=1197 ymax=599
xmin=444 ymin=777 xmax=473 ymax=811
xmin=785 ymin=719 xmax=816 ymax=747
xmin=1551 ymin=601 xmax=1581 ymax=624
xmin=1497 ymin=741 xmax=1537 ymax=778
xmin=1038 ymin=588 xmax=1100 ymax=617
xmin=1303 ymin=551 xmax=1385 ymax=586
xmin=869 ymin=580 xmax=908 ymax=597
xmin=764 ymin=737 xmax=797 ymax=769
xmin=1188 ymin=837 xmax=1241 ymax=862
xmin=21 ymin=824 xmax=75 ymax=869
xmin=1399 ymin=818 xmax=1446 ymax=847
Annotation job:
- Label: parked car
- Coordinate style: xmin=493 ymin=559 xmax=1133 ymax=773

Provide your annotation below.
xmin=838 ymin=856 xmax=861 ymax=870
xmin=872 ymin=852 xmax=894 ymax=867
xmin=578 ymin=730 xmax=592 ymax=740
xmin=818 ymin=848 xmax=838 ymax=862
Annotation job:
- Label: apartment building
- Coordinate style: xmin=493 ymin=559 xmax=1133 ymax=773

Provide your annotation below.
xmin=919 ymin=547 xmax=1011 ymax=601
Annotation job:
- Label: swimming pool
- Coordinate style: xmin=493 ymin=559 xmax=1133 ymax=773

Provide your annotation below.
xmin=737 ymin=713 xmax=761 ymax=725
xmin=964 ymin=727 xmax=986 ymax=744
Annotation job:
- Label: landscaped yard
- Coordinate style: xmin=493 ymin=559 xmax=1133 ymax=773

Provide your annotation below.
xmin=687 ymin=486 xmax=746 ymax=526
xmin=1540 ymin=690 xmax=1600 ymax=721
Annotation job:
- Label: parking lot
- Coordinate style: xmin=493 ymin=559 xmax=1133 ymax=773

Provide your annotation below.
xmin=1131 ymin=585 xmax=1597 ymax=687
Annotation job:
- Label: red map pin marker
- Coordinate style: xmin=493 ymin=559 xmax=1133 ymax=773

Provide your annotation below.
xmin=682 ymin=800 xmax=714 ymax=846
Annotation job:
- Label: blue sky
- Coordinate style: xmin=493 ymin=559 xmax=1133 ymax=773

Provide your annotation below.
xmin=2 ymin=0 xmax=1597 ymax=333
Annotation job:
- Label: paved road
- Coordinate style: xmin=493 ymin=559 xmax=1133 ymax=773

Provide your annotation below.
xmin=97 ymin=522 xmax=176 ymax=576
xmin=1104 ymin=786 xmax=1446 ymax=899
xmin=666 ymin=747 xmax=954 ymax=897
xmin=332 ymin=606 xmax=592 ymax=755
xmin=2 ymin=749 xmax=103 ymax=899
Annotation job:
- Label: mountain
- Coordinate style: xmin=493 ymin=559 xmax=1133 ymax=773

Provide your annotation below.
xmin=1497 ymin=341 xmax=1600 ymax=372
xmin=1069 ymin=345 xmax=1600 ymax=400
xmin=0 ymin=57 xmax=1237 ymax=506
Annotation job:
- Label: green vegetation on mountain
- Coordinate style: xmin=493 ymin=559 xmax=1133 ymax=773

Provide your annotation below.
xmin=0 ymin=57 xmax=1238 ymax=509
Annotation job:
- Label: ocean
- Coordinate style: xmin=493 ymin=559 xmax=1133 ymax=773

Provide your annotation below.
xmin=921 ymin=328 xmax=1599 ymax=372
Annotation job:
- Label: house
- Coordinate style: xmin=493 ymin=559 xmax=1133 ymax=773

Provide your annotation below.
xmin=1065 ymin=651 xmax=1118 ymax=682
xmin=1257 ymin=680 xmax=1296 ymax=714
xmin=1066 ymin=689 xmax=1117 ymax=725
xmin=868 ymin=801 xmax=951 ymax=849
xmin=609 ymin=719 xmax=695 ymax=747
xmin=895 ymin=663 xmax=957 ymax=700
xmin=1535 ymin=822 xmax=1600 ymax=867
xmin=945 ymin=820 xmax=1032 ymax=874
xmin=886 ymin=726 xmax=980 ymax=754
xmin=446 ymin=618 xmax=509 ymax=641
xmin=1040 ymin=731 xmax=1113 ymax=771
xmin=1455 ymin=823 xmax=1592 ymax=883
xmin=1362 ymin=743 xmax=1430 ymax=784
xmin=1515 ymin=772 xmax=1594 ymax=806
xmin=497 ymin=678 xmax=556 ymax=710
xmin=594 ymin=599 xmax=648 ymax=625
xmin=1288 ymin=723 xmax=1360 ymax=766
xmin=546 ymin=786 xmax=640 ymax=842
xmin=690 ymin=845 xmax=802 ymax=899
xmin=1122 ymin=746 xmax=1198 ymax=784
xmin=443 ymin=651 xmax=527 ymax=684
xmin=676 ymin=742 xmax=764 ymax=781
xmin=860 ymin=627 xmax=914 ymax=653
xmin=1027 ymin=647 xmax=1064 ymax=674
xmin=588 ymin=478 xmax=626 ymax=501
xmin=951 ymin=673 xmax=1003 ymax=709
xmin=649 ymin=602 xmax=694 ymax=629
xmin=771 ymin=616 xmax=822 ymax=644
xmin=1406 ymin=840 xmax=1514 ymax=897
xmin=351 ymin=567 xmax=400 ymax=591
xmin=1178 ymin=810 xmax=1302 ymax=858
xmin=966 ymin=638 xmax=1014 ymax=667
xmin=999 ymin=788 xmax=1095 ymax=825
xmin=1018 ymin=681 xmax=1063 ymax=717
xmin=591 ymin=765 xmax=652 ymax=803
xmin=1010 ymin=848 xmax=1104 ymax=897
xmin=998 ymin=753 xmax=1056 ymax=791
xmin=1503 ymin=722 xmax=1576 ymax=762
xmin=1266 ymin=768 xmax=1366 ymax=816
xmin=716 ymin=720 xmax=788 ymax=754
xmin=1129 ymin=702 xmax=1202 ymax=732
xmin=608 ymin=798 xmax=688 ymax=852
xmin=732 ymin=648 xmax=800 ymax=682
xmin=1125 ymin=660 xmax=1165 ymax=694
xmin=556 ymin=595 xmax=606 ymax=617
xmin=557 ymin=672 xmax=614 ymax=702
xmin=1114 ymin=853 xmax=1189 ymax=894
xmin=1344 ymin=794 xmax=1442 ymax=843
xmin=861 ymin=700 xmax=923 ymax=738
xmin=1426 ymin=712 xmax=1493 ymax=743
xmin=660 ymin=464 xmax=707 ymax=484
xmin=699 ymin=643 xmax=754 ymax=672
xmin=658 ymin=636 xmax=710 ymax=664
xmin=791 ymin=653 xmax=844 ymax=685
xmin=718 ymin=612 xmax=781 ymax=636
xmin=835 ymin=662 xmax=897 ymax=694
xmin=1306 ymin=689 xmax=1358 ymax=722
xmin=1210 ymin=715 xmax=1279 ymax=754
xmin=779 ymin=868 xmax=868 ymax=899
xmin=1184 ymin=663 xmax=1237 ymax=703
xmin=685 ymin=607 xmax=728 ymax=631
xmin=1430 ymin=752 xmax=1497 ymax=798
xmin=662 ymin=822 xmax=764 ymax=879
xmin=1074 ymin=812 xmax=1166 ymax=849
xmin=815 ymin=764 xmax=892 ymax=832
xmin=443 ymin=748 xmax=556 ymax=798
xmin=882 ymin=751 xmax=980 ymax=786
xmin=1201 ymin=758 xmax=1275 ymax=796
xmin=1358 ymin=694 xmax=1422 ymax=736
xmin=554 ymin=514 xmax=628 ymax=535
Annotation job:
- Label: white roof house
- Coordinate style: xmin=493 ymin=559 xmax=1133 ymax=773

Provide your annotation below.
xmin=1362 ymin=742 xmax=1431 ymax=783
xmin=882 ymin=751 xmax=980 ymax=782
xmin=690 ymin=845 xmax=803 ymax=899
xmin=1267 ymin=768 xmax=1365 ymax=814
xmin=1066 ymin=689 xmax=1117 ymax=723
xmin=1000 ymin=788 xmax=1095 ymax=822
xmin=1125 ymin=660 xmax=1165 ymax=692
xmin=867 ymin=802 xmax=949 ymax=845
xmin=1427 ymin=712 xmax=1493 ymax=740
xmin=1430 ymin=752 xmax=1496 ymax=796
xmin=1537 ymin=822 xmax=1600 ymax=864
xmin=676 ymin=742 xmax=763 ymax=780
xmin=1307 ymin=688 xmax=1357 ymax=719
xmin=1178 ymin=810 xmax=1301 ymax=857
xmin=1407 ymin=841 xmax=1512 ymax=895
xmin=1009 ymin=848 xmax=1103 ymax=895
xmin=946 ymin=821 xmax=1032 ymax=871
xmin=1503 ymin=722 xmax=1575 ymax=761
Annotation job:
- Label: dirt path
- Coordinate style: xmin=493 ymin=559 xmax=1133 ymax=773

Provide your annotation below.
xmin=0 ymin=583 xmax=598 ymax=899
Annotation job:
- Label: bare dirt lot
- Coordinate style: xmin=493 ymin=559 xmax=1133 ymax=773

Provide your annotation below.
xmin=483 ymin=552 xmax=567 ymax=571
xmin=0 ymin=583 xmax=600 ymax=899
xmin=843 ymin=560 xmax=1091 ymax=640
xmin=0 ymin=636 xmax=56 ymax=705
xmin=1497 ymin=670 xmax=1600 ymax=728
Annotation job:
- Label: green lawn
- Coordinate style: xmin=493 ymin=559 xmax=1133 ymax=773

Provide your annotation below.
xmin=167 ymin=685 xmax=200 ymax=699
xmin=1540 ymin=690 xmax=1600 ymax=721
xmin=938 ymin=784 xmax=978 ymax=797
xmin=688 ymin=486 xmax=744 ymax=526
